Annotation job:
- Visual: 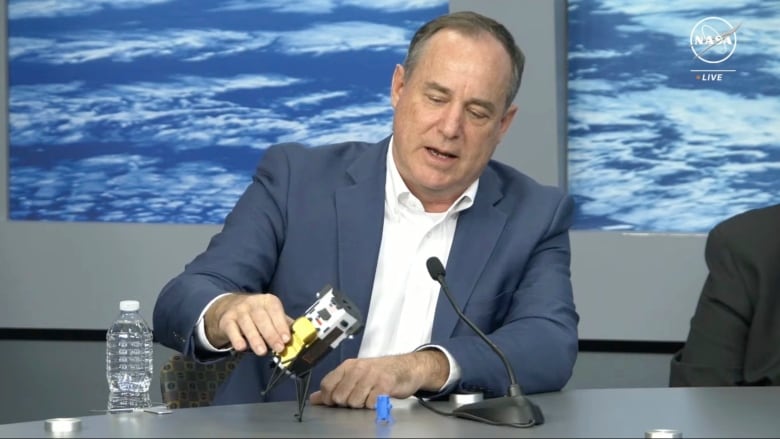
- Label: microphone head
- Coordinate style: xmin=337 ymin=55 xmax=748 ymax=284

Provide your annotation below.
xmin=426 ymin=256 xmax=446 ymax=280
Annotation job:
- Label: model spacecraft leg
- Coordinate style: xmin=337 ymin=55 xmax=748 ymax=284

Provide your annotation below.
xmin=261 ymin=284 xmax=363 ymax=421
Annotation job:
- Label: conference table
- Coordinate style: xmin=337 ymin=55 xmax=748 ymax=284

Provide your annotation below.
xmin=1 ymin=387 xmax=778 ymax=437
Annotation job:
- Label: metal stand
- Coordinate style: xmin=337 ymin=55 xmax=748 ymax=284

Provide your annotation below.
xmin=262 ymin=362 xmax=313 ymax=422
xmin=293 ymin=372 xmax=312 ymax=422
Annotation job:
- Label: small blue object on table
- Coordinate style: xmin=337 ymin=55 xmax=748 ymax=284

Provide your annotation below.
xmin=375 ymin=394 xmax=393 ymax=424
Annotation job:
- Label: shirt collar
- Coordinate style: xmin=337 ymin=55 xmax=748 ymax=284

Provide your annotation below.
xmin=385 ymin=136 xmax=478 ymax=217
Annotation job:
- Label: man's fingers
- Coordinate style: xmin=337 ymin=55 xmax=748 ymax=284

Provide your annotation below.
xmin=262 ymin=296 xmax=292 ymax=344
xmin=271 ymin=312 xmax=291 ymax=345
xmin=365 ymin=389 xmax=383 ymax=410
xmin=345 ymin=380 xmax=373 ymax=408
xmin=208 ymin=293 xmax=295 ymax=356
xmin=222 ymin=320 xmax=247 ymax=352
xmin=319 ymin=356 xmax=421 ymax=409
xmin=333 ymin=370 xmax=369 ymax=408
xmin=253 ymin=307 xmax=286 ymax=353
xmin=236 ymin=313 xmax=267 ymax=355
xmin=317 ymin=365 xmax=347 ymax=406
xmin=317 ymin=360 xmax=377 ymax=408
xmin=309 ymin=391 xmax=323 ymax=405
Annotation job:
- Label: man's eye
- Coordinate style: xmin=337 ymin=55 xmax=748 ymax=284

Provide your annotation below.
xmin=427 ymin=95 xmax=445 ymax=103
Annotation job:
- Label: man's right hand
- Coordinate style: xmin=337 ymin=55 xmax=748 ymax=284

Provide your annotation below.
xmin=204 ymin=293 xmax=293 ymax=356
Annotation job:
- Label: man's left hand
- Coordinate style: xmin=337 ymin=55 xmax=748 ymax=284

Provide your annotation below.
xmin=309 ymin=350 xmax=449 ymax=408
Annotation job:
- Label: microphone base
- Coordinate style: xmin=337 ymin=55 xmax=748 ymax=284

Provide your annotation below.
xmin=452 ymin=394 xmax=544 ymax=427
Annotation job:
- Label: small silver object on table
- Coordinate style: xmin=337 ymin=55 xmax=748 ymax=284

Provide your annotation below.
xmin=645 ymin=428 xmax=682 ymax=438
xmin=449 ymin=392 xmax=484 ymax=409
xmin=44 ymin=417 xmax=82 ymax=434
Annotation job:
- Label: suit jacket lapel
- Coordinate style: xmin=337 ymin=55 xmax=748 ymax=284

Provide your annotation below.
xmin=336 ymin=138 xmax=389 ymax=361
xmin=431 ymin=167 xmax=506 ymax=341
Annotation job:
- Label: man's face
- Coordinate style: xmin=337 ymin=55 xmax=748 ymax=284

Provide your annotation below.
xmin=390 ymin=29 xmax=518 ymax=212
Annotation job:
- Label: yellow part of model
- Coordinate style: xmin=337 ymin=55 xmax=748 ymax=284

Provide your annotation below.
xmin=278 ymin=317 xmax=318 ymax=366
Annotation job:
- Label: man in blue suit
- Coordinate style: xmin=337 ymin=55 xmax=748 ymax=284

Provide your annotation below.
xmin=153 ymin=10 xmax=578 ymax=409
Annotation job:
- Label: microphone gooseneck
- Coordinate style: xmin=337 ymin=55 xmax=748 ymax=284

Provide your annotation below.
xmin=425 ymin=257 xmax=519 ymax=389
xmin=424 ymin=256 xmax=544 ymax=428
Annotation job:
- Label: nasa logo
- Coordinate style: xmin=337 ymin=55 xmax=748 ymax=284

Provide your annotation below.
xmin=690 ymin=17 xmax=738 ymax=64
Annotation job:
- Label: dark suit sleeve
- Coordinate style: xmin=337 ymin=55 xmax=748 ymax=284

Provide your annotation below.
xmin=669 ymin=225 xmax=754 ymax=386
xmin=152 ymin=145 xmax=291 ymax=357
xmin=437 ymin=193 xmax=579 ymax=396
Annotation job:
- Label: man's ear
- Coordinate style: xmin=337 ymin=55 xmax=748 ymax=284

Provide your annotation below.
xmin=390 ymin=64 xmax=406 ymax=109
xmin=498 ymin=104 xmax=518 ymax=137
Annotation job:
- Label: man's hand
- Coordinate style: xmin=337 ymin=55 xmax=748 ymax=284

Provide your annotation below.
xmin=204 ymin=293 xmax=293 ymax=356
xmin=309 ymin=350 xmax=449 ymax=408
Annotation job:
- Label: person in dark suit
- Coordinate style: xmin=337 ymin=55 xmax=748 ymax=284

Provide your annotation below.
xmin=153 ymin=10 xmax=579 ymax=408
xmin=670 ymin=203 xmax=780 ymax=386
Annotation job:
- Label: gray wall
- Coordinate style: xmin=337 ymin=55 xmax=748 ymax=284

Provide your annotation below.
xmin=1 ymin=0 xmax=693 ymax=424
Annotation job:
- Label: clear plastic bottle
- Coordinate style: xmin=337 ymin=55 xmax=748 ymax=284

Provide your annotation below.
xmin=106 ymin=300 xmax=154 ymax=410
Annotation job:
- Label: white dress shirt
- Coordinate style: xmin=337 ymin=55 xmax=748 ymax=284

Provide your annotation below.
xmin=196 ymin=137 xmax=478 ymax=390
xmin=356 ymin=138 xmax=477 ymax=388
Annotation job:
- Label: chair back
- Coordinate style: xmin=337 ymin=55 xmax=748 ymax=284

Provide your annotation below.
xmin=159 ymin=353 xmax=242 ymax=408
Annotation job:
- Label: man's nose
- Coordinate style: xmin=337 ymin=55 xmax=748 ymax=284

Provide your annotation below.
xmin=438 ymin=104 xmax=463 ymax=139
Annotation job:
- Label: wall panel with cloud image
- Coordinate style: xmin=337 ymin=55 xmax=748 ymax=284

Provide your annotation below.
xmin=2 ymin=0 xmax=734 ymax=342
xmin=0 ymin=0 xmax=452 ymax=331
xmin=567 ymin=0 xmax=780 ymax=234
xmin=8 ymin=0 xmax=448 ymax=224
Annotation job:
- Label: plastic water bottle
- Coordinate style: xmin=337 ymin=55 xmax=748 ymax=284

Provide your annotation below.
xmin=106 ymin=300 xmax=154 ymax=410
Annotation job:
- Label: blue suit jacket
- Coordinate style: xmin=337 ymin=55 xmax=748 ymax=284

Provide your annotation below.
xmin=153 ymin=136 xmax=579 ymax=405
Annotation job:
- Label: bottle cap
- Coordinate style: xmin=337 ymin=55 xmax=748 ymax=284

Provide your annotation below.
xmin=119 ymin=300 xmax=140 ymax=312
xmin=44 ymin=418 xmax=82 ymax=434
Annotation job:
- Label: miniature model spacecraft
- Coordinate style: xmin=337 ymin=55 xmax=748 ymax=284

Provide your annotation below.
xmin=262 ymin=284 xmax=363 ymax=421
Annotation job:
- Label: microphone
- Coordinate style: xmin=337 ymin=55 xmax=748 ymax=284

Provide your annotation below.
xmin=425 ymin=256 xmax=544 ymax=427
